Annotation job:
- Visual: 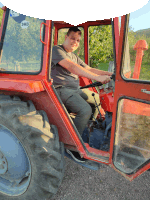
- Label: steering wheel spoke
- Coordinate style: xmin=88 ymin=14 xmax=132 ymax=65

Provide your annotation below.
xmin=80 ymin=81 xmax=103 ymax=89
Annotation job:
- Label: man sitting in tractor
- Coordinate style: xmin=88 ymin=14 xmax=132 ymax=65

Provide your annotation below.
xmin=51 ymin=27 xmax=112 ymax=137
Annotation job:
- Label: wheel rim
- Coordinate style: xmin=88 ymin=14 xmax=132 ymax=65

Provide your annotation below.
xmin=0 ymin=124 xmax=31 ymax=196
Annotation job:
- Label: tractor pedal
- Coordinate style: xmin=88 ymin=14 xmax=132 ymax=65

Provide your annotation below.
xmin=66 ymin=149 xmax=86 ymax=163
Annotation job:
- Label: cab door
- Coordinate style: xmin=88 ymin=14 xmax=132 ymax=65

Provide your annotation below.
xmin=110 ymin=13 xmax=150 ymax=181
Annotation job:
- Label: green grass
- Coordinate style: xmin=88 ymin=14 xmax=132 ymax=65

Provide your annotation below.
xmin=0 ymin=61 xmax=40 ymax=72
xmin=98 ymin=61 xmax=150 ymax=81
xmin=0 ymin=60 xmax=149 ymax=81
xmin=91 ymin=62 xmax=110 ymax=87
xmin=130 ymin=61 xmax=150 ymax=80
xmin=97 ymin=62 xmax=109 ymax=71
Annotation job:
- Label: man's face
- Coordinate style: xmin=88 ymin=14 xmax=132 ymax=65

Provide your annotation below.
xmin=64 ymin=31 xmax=81 ymax=52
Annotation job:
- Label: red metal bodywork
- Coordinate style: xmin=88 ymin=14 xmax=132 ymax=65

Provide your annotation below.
xmin=100 ymin=89 xmax=114 ymax=112
xmin=109 ymin=15 xmax=150 ymax=181
xmin=0 ymin=7 xmax=149 ymax=181
xmin=0 ymin=9 xmax=117 ymax=163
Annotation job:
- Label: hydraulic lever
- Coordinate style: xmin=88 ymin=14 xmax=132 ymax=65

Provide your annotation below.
xmin=91 ymin=93 xmax=103 ymax=128
xmin=92 ymin=93 xmax=101 ymax=118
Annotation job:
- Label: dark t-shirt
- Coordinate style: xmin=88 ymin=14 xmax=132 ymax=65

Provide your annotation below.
xmin=51 ymin=45 xmax=88 ymax=89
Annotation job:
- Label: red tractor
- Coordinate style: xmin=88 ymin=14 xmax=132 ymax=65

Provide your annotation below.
xmin=0 ymin=6 xmax=150 ymax=200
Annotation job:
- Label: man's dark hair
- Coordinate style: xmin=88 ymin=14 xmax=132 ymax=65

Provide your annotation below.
xmin=67 ymin=27 xmax=81 ymax=36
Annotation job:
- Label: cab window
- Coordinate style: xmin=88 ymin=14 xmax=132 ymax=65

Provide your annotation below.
xmin=122 ymin=12 xmax=150 ymax=81
xmin=88 ymin=25 xmax=114 ymax=72
xmin=0 ymin=9 xmax=45 ymax=73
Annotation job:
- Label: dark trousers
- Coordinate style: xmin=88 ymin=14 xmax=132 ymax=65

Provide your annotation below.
xmin=56 ymin=87 xmax=100 ymax=136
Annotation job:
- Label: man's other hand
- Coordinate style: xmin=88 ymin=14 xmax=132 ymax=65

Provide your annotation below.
xmin=98 ymin=75 xmax=111 ymax=84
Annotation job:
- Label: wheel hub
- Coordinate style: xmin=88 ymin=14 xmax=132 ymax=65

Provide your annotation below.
xmin=0 ymin=124 xmax=31 ymax=196
xmin=0 ymin=151 xmax=8 ymax=175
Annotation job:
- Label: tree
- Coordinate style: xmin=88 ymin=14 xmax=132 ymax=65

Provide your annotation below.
xmin=128 ymin=26 xmax=150 ymax=64
xmin=1 ymin=13 xmax=45 ymax=71
xmin=57 ymin=25 xmax=113 ymax=68
xmin=2 ymin=16 xmax=43 ymax=62
xmin=0 ymin=8 xmax=3 ymax=27
xmin=89 ymin=25 xmax=113 ymax=68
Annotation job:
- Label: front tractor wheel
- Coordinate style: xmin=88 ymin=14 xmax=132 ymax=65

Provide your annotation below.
xmin=0 ymin=95 xmax=65 ymax=200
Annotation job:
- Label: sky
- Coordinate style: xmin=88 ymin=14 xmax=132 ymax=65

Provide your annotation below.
xmin=0 ymin=1 xmax=150 ymax=31
xmin=129 ymin=1 xmax=150 ymax=31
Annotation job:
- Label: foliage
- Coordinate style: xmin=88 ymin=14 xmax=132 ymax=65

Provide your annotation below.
xmin=1 ymin=8 xmax=150 ymax=76
xmin=57 ymin=25 xmax=113 ymax=68
xmin=56 ymin=24 xmax=150 ymax=73
xmin=128 ymin=26 xmax=150 ymax=64
xmin=89 ymin=25 xmax=113 ymax=68
xmin=0 ymin=8 xmax=3 ymax=27
xmin=136 ymin=28 xmax=150 ymax=38
xmin=2 ymin=16 xmax=43 ymax=63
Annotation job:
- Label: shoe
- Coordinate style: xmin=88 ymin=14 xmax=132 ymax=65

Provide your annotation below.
xmin=66 ymin=149 xmax=86 ymax=163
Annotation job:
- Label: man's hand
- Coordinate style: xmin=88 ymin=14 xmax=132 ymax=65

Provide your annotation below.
xmin=97 ymin=75 xmax=111 ymax=84
xmin=101 ymin=71 xmax=113 ymax=76
xmin=58 ymin=59 xmax=112 ymax=83
xmin=86 ymin=66 xmax=113 ymax=77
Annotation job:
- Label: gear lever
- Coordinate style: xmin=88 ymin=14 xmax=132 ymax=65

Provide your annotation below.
xmin=92 ymin=93 xmax=101 ymax=118
xmin=91 ymin=93 xmax=103 ymax=129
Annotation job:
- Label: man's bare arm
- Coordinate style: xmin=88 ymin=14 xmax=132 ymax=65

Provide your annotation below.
xmin=58 ymin=58 xmax=111 ymax=84
xmin=84 ymin=65 xmax=113 ymax=76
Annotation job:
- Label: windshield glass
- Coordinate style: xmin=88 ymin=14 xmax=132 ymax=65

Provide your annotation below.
xmin=121 ymin=6 xmax=150 ymax=81
xmin=0 ymin=9 xmax=45 ymax=73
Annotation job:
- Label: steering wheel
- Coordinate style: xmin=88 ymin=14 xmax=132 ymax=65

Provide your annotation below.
xmin=80 ymin=73 xmax=115 ymax=89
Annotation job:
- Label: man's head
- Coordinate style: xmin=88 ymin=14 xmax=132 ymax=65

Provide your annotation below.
xmin=63 ymin=27 xmax=81 ymax=52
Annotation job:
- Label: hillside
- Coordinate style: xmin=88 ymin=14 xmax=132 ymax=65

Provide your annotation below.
xmin=135 ymin=28 xmax=150 ymax=37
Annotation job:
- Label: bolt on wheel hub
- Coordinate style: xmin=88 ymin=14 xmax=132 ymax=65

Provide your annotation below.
xmin=0 ymin=151 xmax=8 ymax=175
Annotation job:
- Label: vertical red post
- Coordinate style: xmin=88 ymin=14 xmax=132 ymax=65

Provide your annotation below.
xmin=132 ymin=40 xmax=148 ymax=79
xmin=54 ymin=25 xmax=58 ymax=46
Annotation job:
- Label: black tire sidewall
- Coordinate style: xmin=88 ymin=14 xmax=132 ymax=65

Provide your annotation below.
xmin=0 ymin=98 xmax=65 ymax=200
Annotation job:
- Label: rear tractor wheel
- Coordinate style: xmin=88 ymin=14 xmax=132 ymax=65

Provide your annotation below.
xmin=0 ymin=95 xmax=65 ymax=200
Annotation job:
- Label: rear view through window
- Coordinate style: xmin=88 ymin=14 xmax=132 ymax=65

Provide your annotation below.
xmin=0 ymin=9 xmax=45 ymax=73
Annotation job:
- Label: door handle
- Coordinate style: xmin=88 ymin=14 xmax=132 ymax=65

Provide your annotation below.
xmin=40 ymin=22 xmax=48 ymax=45
xmin=141 ymin=89 xmax=150 ymax=94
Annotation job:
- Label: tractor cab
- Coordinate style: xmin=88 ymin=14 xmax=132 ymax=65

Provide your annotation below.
xmin=0 ymin=6 xmax=150 ymax=199
xmin=47 ymin=18 xmax=119 ymax=162
xmin=51 ymin=19 xmax=118 ymax=150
